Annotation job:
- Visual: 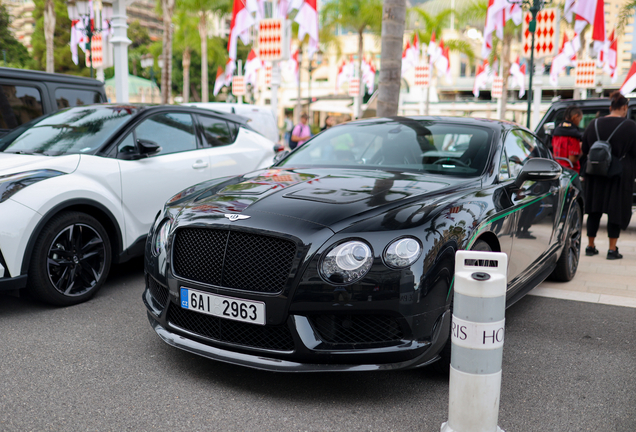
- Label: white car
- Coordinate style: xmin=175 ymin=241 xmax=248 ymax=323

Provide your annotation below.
xmin=182 ymin=102 xmax=279 ymax=144
xmin=0 ymin=104 xmax=275 ymax=306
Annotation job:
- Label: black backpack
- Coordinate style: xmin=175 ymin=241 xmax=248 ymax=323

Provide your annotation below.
xmin=288 ymin=124 xmax=298 ymax=149
xmin=586 ymin=119 xmax=626 ymax=177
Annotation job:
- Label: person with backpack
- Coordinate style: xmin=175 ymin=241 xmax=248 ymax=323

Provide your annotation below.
xmin=552 ymin=105 xmax=584 ymax=173
xmin=289 ymin=113 xmax=311 ymax=150
xmin=581 ymin=91 xmax=636 ymax=260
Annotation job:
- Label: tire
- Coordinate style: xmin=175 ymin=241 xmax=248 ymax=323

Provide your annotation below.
xmin=550 ymin=202 xmax=582 ymax=282
xmin=27 ymin=211 xmax=112 ymax=306
xmin=433 ymin=240 xmax=492 ymax=373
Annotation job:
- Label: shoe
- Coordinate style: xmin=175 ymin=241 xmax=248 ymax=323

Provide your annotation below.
xmin=517 ymin=231 xmax=536 ymax=239
xmin=585 ymin=246 xmax=599 ymax=256
xmin=607 ymin=248 xmax=623 ymax=260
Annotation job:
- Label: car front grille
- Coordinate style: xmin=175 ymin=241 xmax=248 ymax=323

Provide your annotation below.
xmin=309 ymin=315 xmax=404 ymax=345
xmin=167 ymin=305 xmax=295 ymax=351
xmin=172 ymin=228 xmax=297 ymax=294
xmin=147 ymin=275 xmax=170 ymax=311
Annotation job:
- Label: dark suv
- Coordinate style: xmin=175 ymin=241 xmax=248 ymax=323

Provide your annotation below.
xmin=536 ymin=98 xmax=636 ymax=201
xmin=0 ymin=67 xmax=107 ymax=137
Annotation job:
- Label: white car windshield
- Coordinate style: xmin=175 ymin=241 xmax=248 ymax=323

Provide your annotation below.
xmin=0 ymin=106 xmax=137 ymax=156
xmin=277 ymin=119 xmax=494 ymax=177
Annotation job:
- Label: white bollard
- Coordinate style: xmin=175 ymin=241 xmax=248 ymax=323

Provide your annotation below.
xmin=441 ymin=250 xmax=508 ymax=432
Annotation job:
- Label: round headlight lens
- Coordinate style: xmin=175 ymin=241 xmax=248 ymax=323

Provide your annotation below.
xmin=153 ymin=219 xmax=172 ymax=256
xmin=320 ymin=240 xmax=373 ymax=284
xmin=384 ymin=237 xmax=422 ymax=268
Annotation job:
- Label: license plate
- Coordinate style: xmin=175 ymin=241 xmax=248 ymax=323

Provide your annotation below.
xmin=180 ymin=288 xmax=265 ymax=325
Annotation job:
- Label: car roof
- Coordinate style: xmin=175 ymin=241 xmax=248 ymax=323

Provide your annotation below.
xmin=0 ymin=67 xmax=104 ymax=88
xmin=344 ymin=115 xmax=515 ymax=132
xmin=70 ymin=103 xmax=252 ymax=125
xmin=546 ymin=98 xmax=636 ymax=109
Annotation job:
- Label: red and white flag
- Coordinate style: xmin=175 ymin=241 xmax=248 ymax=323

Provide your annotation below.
xmin=572 ymin=0 xmax=605 ymax=55
xmin=213 ymin=66 xmax=226 ymax=96
xmin=549 ymin=33 xmax=577 ymax=86
xmin=361 ymin=57 xmax=376 ymax=94
xmin=434 ymin=41 xmax=451 ymax=83
xmin=401 ymin=41 xmax=414 ymax=76
xmin=411 ymin=33 xmax=420 ymax=63
xmin=509 ymin=57 xmax=526 ymax=98
xmin=244 ymin=49 xmax=263 ymax=86
xmin=482 ymin=0 xmax=506 ymax=58
xmin=473 ymin=60 xmax=491 ymax=97
xmin=295 ymin=0 xmax=319 ymax=58
xmin=228 ymin=0 xmax=255 ymax=62
xmin=224 ymin=58 xmax=236 ymax=85
xmin=600 ymin=29 xmax=618 ymax=82
xmin=620 ymin=62 xmax=636 ymax=96
xmin=283 ymin=49 xmax=299 ymax=81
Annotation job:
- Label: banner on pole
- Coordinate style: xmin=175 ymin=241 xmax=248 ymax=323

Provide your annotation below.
xmin=264 ymin=63 xmax=272 ymax=87
xmin=232 ymin=76 xmax=246 ymax=96
xmin=85 ymin=34 xmax=103 ymax=68
xmin=258 ymin=19 xmax=290 ymax=62
xmin=491 ymin=76 xmax=503 ymax=99
xmin=414 ymin=64 xmax=430 ymax=87
xmin=575 ymin=60 xmax=596 ymax=88
xmin=522 ymin=8 xmax=558 ymax=58
xmin=348 ymin=77 xmax=360 ymax=96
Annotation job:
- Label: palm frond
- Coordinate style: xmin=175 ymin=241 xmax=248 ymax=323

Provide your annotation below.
xmin=617 ymin=1 xmax=636 ymax=34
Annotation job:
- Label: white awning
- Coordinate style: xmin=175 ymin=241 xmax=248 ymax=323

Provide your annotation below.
xmin=310 ymin=99 xmax=352 ymax=114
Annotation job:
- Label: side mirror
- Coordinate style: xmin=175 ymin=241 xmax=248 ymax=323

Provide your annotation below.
xmin=514 ymin=157 xmax=562 ymax=188
xmin=137 ymin=139 xmax=162 ymax=158
xmin=272 ymin=150 xmax=289 ymax=164
xmin=543 ymin=122 xmax=555 ymax=136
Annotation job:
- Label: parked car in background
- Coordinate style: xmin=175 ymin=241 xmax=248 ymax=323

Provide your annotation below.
xmin=0 ymin=104 xmax=275 ymax=306
xmin=144 ymin=116 xmax=582 ymax=372
xmin=0 ymin=67 xmax=106 ymax=137
xmin=182 ymin=102 xmax=279 ymax=144
xmin=536 ymin=97 xmax=636 ymax=201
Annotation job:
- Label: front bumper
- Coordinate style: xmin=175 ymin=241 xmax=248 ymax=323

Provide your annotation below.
xmin=143 ymin=278 xmax=451 ymax=372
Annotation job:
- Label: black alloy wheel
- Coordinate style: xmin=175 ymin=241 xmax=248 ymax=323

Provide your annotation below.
xmin=550 ymin=202 xmax=582 ymax=282
xmin=28 ymin=212 xmax=112 ymax=306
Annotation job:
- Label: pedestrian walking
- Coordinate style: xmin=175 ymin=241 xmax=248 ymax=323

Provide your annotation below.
xmin=552 ymin=106 xmax=583 ymax=173
xmin=290 ymin=113 xmax=311 ymax=150
xmin=283 ymin=113 xmax=293 ymax=148
xmin=581 ymin=91 xmax=636 ymax=260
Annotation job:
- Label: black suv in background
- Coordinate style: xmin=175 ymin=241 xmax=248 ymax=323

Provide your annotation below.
xmin=0 ymin=67 xmax=107 ymax=137
xmin=536 ymin=98 xmax=636 ymax=201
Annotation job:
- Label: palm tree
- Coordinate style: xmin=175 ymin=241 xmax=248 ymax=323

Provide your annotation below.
xmin=410 ymin=8 xmax=475 ymax=63
xmin=377 ymin=0 xmax=407 ymax=117
xmin=173 ymin=8 xmax=199 ymax=103
xmin=321 ymin=0 xmax=383 ymax=118
xmin=182 ymin=0 xmax=232 ymax=103
xmin=44 ymin=0 xmax=55 ymax=73
xmin=618 ymin=2 xmax=636 ymax=33
xmin=160 ymin=0 xmax=176 ymax=104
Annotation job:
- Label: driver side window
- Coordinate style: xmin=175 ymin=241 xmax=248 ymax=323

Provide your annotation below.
xmin=504 ymin=130 xmax=534 ymax=178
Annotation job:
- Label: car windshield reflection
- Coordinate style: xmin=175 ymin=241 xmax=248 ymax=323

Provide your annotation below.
xmin=0 ymin=105 xmax=139 ymax=156
xmin=277 ymin=119 xmax=494 ymax=177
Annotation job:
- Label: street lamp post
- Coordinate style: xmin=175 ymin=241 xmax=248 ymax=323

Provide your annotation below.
xmin=73 ymin=0 xmax=111 ymax=79
xmin=509 ymin=0 xmax=550 ymax=128
xmin=297 ymin=50 xmax=323 ymax=126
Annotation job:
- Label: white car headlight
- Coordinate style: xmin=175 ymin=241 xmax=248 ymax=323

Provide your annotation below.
xmin=383 ymin=237 xmax=422 ymax=268
xmin=153 ymin=219 xmax=172 ymax=256
xmin=0 ymin=170 xmax=65 ymax=203
xmin=320 ymin=240 xmax=373 ymax=284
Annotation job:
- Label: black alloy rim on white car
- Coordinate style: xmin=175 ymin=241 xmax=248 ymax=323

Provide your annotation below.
xmin=46 ymin=223 xmax=106 ymax=297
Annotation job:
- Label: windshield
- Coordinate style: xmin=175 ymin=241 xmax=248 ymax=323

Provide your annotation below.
xmin=277 ymin=119 xmax=494 ymax=177
xmin=0 ymin=106 xmax=136 ymax=155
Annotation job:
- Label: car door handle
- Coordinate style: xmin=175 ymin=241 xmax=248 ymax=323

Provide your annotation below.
xmin=192 ymin=160 xmax=209 ymax=169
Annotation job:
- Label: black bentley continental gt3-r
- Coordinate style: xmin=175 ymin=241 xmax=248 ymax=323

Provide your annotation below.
xmin=143 ymin=116 xmax=582 ymax=372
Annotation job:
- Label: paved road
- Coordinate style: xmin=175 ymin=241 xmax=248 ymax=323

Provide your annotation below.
xmin=1 ymin=259 xmax=635 ymax=432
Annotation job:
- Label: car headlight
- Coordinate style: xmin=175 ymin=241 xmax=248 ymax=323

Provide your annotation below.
xmin=383 ymin=237 xmax=422 ymax=268
xmin=152 ymin=219 xmax=172 ymax=256
xmin=320 ymin=240 xmax=373 ymax=284
xmin=0 ymin=170 xmax=65 ymax=203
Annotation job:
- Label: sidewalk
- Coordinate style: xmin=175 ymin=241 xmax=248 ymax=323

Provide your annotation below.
xmin=531 ymin=211 xmax=636 ymax=308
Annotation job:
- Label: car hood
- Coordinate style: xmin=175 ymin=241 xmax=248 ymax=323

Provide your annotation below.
xmin=178 ymin=168 xmax=476 ymax=230
xmin=0 ymin=153 xmax=80 ymax=176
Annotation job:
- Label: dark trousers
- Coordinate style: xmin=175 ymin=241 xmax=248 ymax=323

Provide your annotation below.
xmin=587 ymin=212 xmax=621 ymax=238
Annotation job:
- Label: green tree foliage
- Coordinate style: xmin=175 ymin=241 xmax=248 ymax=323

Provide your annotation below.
xmin=0 ymin=4 xmax=31 ymax=68
xmin=31 ymin=0 xmax=90 ymax=75
xmin=410 ymin=7 xmax=475 ymax=62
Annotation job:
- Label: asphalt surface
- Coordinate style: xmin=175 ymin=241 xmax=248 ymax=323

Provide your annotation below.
xmin=1 ymin=259 xmax=635 ymax=432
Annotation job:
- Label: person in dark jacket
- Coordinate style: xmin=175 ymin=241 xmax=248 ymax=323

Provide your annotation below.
xmin=581 ymin=91 xmax=636 ymax=260
xmin=552 ymin=106 xmax=583 ymax=173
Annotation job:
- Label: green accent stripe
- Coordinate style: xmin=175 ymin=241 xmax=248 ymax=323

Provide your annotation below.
xmin=447 ymin=173 xmax=579 ymax=300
